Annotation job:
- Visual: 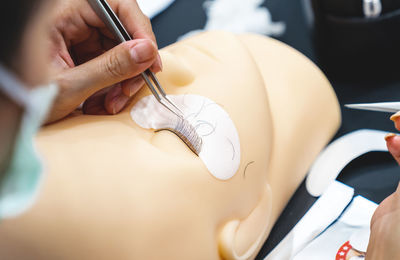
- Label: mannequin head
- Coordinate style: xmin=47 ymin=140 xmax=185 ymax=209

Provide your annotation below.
xmin=0 ymin=32 xmax=340 ymax=260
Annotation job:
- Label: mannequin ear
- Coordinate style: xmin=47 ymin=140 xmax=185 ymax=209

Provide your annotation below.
xmin=218 ymin=184 xmax=272 ymax=260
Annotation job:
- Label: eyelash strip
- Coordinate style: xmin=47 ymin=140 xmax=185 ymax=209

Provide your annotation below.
xmin=156 ymin=117 xmax=203 ymax=156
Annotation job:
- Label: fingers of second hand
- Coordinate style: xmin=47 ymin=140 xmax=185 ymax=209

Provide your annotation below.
xmin=82 ymin=87 xmax=111 ymax=115
xmin=122 ymin=76 xmax=145 ymax=97
xmin=104 ymin=84 xmax=130 ymax=115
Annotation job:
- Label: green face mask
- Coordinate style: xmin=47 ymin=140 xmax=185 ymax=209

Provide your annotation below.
xmin=0 ymin=64 xmax=58 ymax=219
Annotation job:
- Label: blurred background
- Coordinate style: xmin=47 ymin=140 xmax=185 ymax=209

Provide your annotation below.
xmin=146 ymin=0 xmax=400 ymax=257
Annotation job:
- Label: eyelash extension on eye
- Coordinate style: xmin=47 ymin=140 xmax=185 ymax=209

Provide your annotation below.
xmin=156 ymin=117 xmax=203 ymax=156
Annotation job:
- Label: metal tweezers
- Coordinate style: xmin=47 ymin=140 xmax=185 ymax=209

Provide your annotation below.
xmin=87 ymin=0 xmax=183 ymax=117
xmin=345 ymin=102 xmax=400 ymax=113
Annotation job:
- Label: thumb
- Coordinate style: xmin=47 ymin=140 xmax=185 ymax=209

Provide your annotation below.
xmin=91 ymin=38 xmax=157 ymax=89
xmin=70 ymin=39 xmax=157 ymax=95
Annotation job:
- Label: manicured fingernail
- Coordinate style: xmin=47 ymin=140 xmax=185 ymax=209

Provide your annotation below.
xmin=390 ymin=111 xmax=400 ymax=121
xmin=128 ymin=78 xmax=144 ymax=97
xmin=130 ymin=40 xmax=155 ymax=63
xmin=385 ymin=133 xmax=397 ymax=141
xmin=112 ymin=94 xmax=129 ymax=114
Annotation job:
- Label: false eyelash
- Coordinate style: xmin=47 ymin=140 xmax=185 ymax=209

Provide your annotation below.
xmin=195 ymin=99 xmax=206 ymax=117
xmin=226 ymin=137 xmax=235 ymax=161
xmin=157 ymin=96 xmax=224 ymax=156
xmin=194 ymin=120 xmax=217 ymax=137
xmin=185 ymin=99 xmax=207 ymax=121
xmin=155 ymin=117 xmax=203 ymax=156
xmin=243 ymin=161 xmax=255 ymax=178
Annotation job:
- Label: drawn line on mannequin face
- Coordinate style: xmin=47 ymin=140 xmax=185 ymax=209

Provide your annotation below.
xmin=243 ymin=161 xmax=255 ymax=179
xmin=227 ymin=137 xmax=235 ymax=161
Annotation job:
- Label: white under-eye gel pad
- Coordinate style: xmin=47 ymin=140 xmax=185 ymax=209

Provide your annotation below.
xmin=131 ymin=94 xmax=241 ymax=180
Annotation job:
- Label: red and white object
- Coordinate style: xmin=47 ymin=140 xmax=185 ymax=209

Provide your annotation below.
xmin=265 ymin=181 xmax=354 ymax=259
xmin=294 ymin=196 xmax=377 ymax=260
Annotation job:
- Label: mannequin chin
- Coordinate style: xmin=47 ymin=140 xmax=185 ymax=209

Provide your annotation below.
xmin=0 ymin=31 xmax=341 ymax=260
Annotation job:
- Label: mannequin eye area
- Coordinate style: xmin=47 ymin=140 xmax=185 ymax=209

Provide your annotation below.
xmin=131 ymin=94 xmax=241 ymax=180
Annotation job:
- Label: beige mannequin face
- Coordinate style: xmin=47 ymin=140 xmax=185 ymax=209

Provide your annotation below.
xmin=37 ymin=32 xmax=272 ymax=259
xmin=0 ymin=32 xmax=340 ymax=260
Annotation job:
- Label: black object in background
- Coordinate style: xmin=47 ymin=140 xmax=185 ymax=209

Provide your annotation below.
xmin=309 ymin=0 xmax=400 ymax=82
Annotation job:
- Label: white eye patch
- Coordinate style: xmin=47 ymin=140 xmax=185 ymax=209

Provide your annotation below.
xmin=130 ymin=94 xmax=241 ymax=180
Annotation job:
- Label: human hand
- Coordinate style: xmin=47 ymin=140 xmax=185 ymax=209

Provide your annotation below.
xmin=365 ymin=112 xmax=400 ymax=259
xmin=365 ymin=183 xmax=400 ymax=260
xmin=385 ymin=112 xmax=400 ymax=164
xmin=47 ymin=0 xmax=161 ymax=122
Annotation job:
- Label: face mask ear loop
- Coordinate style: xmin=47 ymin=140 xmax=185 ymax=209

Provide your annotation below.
xmin=0 ymin=63 xmax=31 ymax=108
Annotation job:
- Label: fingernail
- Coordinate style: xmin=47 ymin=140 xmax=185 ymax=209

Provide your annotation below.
xmin=390 ymin=111 xmax=400 ymax=121
xmin=112 ymin=94 xmax=129 ymax=114
xmin=130 ymin=40 xmax=155 ymax=63
xmin=385 ymin=133 xmax=397 ymax=141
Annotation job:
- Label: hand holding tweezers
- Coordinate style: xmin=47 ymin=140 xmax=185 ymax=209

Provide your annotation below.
xmin=87 ymin=0 xmax=183 ymax=118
